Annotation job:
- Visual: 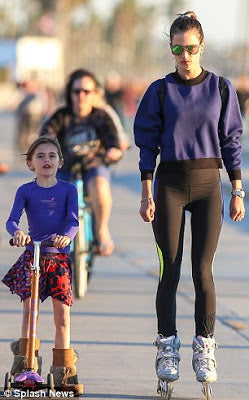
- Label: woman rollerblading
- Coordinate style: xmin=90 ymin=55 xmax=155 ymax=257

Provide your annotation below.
xmin=134 ymin=9 xmax=245 ymax=399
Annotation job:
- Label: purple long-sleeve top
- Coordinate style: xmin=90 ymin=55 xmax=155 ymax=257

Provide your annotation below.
xmin=6 ymin=180 xmax=79 ymax=254
xmin=134 ymin=70 xmax=243 ymax=181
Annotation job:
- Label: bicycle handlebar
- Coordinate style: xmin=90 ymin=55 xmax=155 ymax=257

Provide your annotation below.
xmin=9 ymin=239 xmax=55 ymax=247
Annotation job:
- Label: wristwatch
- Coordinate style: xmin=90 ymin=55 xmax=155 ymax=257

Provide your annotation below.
xmin=231 ymin=188 xmax=246 ymax=198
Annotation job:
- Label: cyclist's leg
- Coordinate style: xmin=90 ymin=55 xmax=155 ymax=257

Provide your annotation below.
xmin=84 ymin=165 xmax=114 ymax=257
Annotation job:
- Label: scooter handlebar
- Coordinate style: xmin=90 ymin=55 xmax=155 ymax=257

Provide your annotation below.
xmin=9 ymin=239 xmax=55 ymax=247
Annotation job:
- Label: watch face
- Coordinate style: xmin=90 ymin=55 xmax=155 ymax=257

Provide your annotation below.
xmin=236 ymin=190 xmax=245 ymax=198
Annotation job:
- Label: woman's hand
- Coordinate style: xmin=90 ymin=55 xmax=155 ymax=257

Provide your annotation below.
xmin=13 ymin=230 xmax=31 ymax=247
xmin=53 ymin=235 xmax=71 ymax=249
xmin=229 ymin=196 xmax=245 ymax=221
xmin=140 ymin=197 xmax=155 ymax=222
xmin=105 ymin=147 xmax=122 ymax=164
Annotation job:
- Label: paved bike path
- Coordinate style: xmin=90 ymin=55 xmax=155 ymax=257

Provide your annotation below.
xmin=0 ymin=115 xmax=249 ymax=398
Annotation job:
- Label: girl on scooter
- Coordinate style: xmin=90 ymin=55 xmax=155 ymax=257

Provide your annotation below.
xmin=2 ymin=136 xmax=83 ymax=394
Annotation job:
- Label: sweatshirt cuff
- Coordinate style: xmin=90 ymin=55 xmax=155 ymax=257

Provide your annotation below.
xmin=141 ymin=170 xmax=154 ymax=181
xmin=227 ymin=169 xmax=241 ymax=181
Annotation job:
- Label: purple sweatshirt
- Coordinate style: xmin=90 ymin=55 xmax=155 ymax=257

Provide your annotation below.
xmin=134 ymin=70 xmax=243 ymax=181
xmin=6 ymin=180 xmax=79 ymax=254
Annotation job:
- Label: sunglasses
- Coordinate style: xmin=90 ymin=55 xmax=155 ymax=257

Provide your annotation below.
xmin=72 ymin=88 xmax=94 ymax=96
xmin=171 ymin=44 xmax=200 ymax=56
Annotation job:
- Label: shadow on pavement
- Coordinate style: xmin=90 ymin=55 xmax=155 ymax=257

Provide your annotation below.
xmin=83 ymin=395 xmax=200 ymax=400
xmin=1 ymin=337 xmax=249 ymax=350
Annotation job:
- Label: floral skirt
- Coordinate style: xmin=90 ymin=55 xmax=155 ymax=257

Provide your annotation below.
xmin=2 ymin=250 xmax=73 ymax=306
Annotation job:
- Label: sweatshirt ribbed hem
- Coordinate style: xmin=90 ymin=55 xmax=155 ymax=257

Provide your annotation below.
xmin=141 ymin=170 xmax=153 ymax=181
xmin=141 ymin=159 xmax=241 ymax=181
xmin=156 ymin=158 xmax=222 ymax=174
xmin=227 ymin=169 xmax=241 ymax=181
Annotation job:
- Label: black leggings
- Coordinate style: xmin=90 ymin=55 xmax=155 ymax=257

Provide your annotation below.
xmin=152 ymin=169 xmax=223 ymax=338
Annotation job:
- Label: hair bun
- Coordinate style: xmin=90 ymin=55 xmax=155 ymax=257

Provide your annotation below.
xmin=181 ymin=11 xmax=197 ymax=20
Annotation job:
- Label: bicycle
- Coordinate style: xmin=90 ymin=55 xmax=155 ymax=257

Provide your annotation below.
xmin=68 ymin=138 xmax=121 ymax=299
xmin=70 ymin=162 xmax=95 ymax=299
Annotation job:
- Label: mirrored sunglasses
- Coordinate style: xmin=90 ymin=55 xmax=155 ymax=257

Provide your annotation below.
xmin=72 ymin=88 xmax=94 ymax=96
xmin=171 ymin=44 xmax=200 ymax=56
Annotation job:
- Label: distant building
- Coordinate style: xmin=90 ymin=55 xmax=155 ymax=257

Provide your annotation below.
xmin=0 ymin=36 xmax=64 ymax=89
xmin=0 ymin=39 xmax=16 ymax=81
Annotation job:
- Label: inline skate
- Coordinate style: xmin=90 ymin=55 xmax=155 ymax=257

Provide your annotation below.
xmin=154 ymin=334 xmax=180 ymax=399
xmin=192 ymin=335 xmax=218 ymax=400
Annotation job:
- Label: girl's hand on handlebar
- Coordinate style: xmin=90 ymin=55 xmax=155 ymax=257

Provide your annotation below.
xmin=13 ymin=230 xmax=31 ymax=247
xmin=52 ymin=235 xmax=71 ymax=249
xmin=140 ymin=197 xmax=155 ymax=222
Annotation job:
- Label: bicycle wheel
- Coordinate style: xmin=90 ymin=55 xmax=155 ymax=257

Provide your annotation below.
xmin=83 ymin=203 xmax=95 ymax=281
xmin=72 ymin=213 xmax=88 ymax=299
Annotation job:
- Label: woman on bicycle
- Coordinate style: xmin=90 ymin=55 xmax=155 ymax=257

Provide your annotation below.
xmin=2 ymin=136 xmax=83 ymax=394
xmin=134 ymin=10 xmax=245 ymax=389
xmin=40 ymin=69 xmax=122 ymax=257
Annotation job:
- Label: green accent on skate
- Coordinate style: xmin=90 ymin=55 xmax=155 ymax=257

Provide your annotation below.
xmin=156 ymin=243 xmax=164 ymax=282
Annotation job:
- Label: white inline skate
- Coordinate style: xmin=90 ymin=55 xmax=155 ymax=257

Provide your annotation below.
xmin=192 ymin=335 xmax=218 ymax=400
xmin=154 ymin=334 xmax=181 ymax=399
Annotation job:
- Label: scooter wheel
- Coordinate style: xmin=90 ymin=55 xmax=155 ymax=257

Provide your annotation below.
xmin=4 ymin=372 xmax=11 ymax=391
xmin=47 ymin=373 xmax=54 ymax=396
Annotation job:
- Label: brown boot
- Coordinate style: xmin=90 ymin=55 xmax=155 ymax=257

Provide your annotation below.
xmin=10 ymin=338 xmax=42 ymax=377
xmin=50 ymin=348 xmax=83 ymax=395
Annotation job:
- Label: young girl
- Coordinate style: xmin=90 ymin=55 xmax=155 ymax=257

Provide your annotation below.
xmin=2 ymin=136 xmax=83 ymax=394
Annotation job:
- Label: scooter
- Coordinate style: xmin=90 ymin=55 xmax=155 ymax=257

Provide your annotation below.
xmin=4 ymin=240 xmax=55 ymax=397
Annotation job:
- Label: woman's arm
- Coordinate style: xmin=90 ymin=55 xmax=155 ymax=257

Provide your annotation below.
xmin=218 ymin=80 xmax=246 ymax=221
xmin=219 ymin=79 xmax=243 ymax=179
xmin=139 ymin=179 xmax=155 ymax=222
xmin=229 ymin=179 xmax=245 ymax=221
xmin=134 ymin=81 xmax=163 ymax=177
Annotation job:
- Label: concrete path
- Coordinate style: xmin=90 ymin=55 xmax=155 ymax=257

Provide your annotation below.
xmin=0 ymin=113 xmax=249 ymax=399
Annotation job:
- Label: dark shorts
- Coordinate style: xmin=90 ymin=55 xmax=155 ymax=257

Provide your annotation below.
xmin=57 ymin=165 xmax=111 ymax=190
xmin=2 ymin=250 xmax=73 ymax=306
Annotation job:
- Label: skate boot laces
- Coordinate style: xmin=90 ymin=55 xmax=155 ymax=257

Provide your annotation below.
xmin=154 ymin=335 xmax=180 ymax=380
xmin=157 ymin=347 xmax=180 ymax=371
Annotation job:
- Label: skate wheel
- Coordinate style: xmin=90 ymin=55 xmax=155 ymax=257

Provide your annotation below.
xmin=4 ymin=372 xmax=11 ymax=391
xmin=157 ymin=380 xmax=173 ymax=399
xmin=202 ymin=382 xmax=212 ymax=400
